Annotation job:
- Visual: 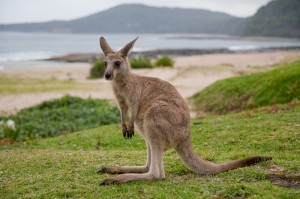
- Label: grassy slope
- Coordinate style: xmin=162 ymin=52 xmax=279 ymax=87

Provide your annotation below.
xmin=0 ymin=76 xmax=101 ymax=94
xmin=1 ymin=104 xmax=299 ymax=198
xmin=191 ymin=60 xmax=300 ymax=114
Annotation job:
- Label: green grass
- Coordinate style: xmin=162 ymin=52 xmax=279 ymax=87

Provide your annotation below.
xmin=0 ymin=76 xmax=79 ymax=94
xmin=0 ymin=96 xmax=119 ymax=141
xmin=0 ymin=76 xmax=103 ymax=94
xmin=190 ymin=60 xmax=300 ymax=114
xmin=1 ymin=103 xmax=299 ymax=198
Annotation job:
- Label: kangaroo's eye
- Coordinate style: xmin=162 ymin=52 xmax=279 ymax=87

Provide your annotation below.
xmin=114 ymin=61 xmax=121 ymax=68
xmin=104 ymin=61 xmax=107 ymax=68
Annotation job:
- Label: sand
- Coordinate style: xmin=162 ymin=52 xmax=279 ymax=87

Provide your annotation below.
xmin=1 ymin=50 xmax=300 ymax=115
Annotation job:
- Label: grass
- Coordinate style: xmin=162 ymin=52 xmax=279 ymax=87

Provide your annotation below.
xmin=0 ymin=76 xmax=102 ymax=94
xmin=190 ymin=60 xmax=300 ymax=114
xmin=1 ymin=103 xmax=299 ymax=198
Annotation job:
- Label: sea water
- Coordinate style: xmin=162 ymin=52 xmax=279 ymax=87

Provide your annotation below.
xmin=1 ymin=31 xmax=300 ymax=69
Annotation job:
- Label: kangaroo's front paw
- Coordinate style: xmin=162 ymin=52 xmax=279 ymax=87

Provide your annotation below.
xmin=121 ymin=124 xmax=134 ymax=139
xmin=126 ymin=127 xmax=134 ymax=139
xmin=122 ymin=127 xmax=128 ymax=138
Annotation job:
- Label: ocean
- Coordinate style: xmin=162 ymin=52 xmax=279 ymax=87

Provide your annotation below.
xmin=1 ymin=32 xmax=300 ymax=69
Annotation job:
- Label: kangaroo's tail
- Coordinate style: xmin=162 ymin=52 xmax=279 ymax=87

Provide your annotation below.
xmin=175 ymin=139 xmax=272 ymax=175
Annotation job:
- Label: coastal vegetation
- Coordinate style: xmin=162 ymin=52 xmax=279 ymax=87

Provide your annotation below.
xmin=130 ymin=56 xmax=175 ymax=68
xmin=155 ymin=56 xmax=174 ymax=67
xmin=0 ymin=96 xmax=119 ymax=141
xmin=89 ymin=60 xmax=106 ymax=79
xmin=90 ymin=56 xmax=174 ymax=78
xmin=129 ymin=57 xmax=153 ymax=69
xmin=191 ymin=60 xmax=300 ymax=114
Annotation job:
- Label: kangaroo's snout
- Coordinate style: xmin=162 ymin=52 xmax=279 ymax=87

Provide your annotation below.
xmin=105 ymin=72 xmax=113 ymax=80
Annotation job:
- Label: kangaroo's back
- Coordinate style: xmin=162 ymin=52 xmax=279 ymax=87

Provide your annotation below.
xmin=135 ymin=75 xmax=190 ymax=120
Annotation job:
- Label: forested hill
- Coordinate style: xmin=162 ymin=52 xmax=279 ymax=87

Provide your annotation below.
xmin=242 ymin=0 xmax=300 ymax=38
xmin=0 ymin=4 xmax=241 ymax=34
xmin=0 ymin=1 xmax=299 ymax=38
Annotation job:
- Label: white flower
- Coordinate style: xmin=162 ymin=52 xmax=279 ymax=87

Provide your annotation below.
xmin=0 ymin=120 xmax=4 ymax=126
xmin=6 ymin=119 xmax=16 ymax=131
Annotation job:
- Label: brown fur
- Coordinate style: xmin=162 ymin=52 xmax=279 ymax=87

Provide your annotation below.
xmin=98 ymin=37 xmax=271 ymax=185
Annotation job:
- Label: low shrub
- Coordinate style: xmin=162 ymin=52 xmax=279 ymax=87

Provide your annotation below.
xmin=154 ymin=56 xmax=174 ymax=67
xmin=130 ymin=57 xmax=153 ymax=69
xmin=91 ymin=56 xmax=174 ymax=71
xmin=0 ymin=96 xmax=119 ymax=141
xmin=90 ymin=60 xmax=105 ymax=79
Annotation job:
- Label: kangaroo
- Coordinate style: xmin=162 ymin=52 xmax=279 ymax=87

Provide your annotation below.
xmin=98 ymin=37 xmax=271 ymax=185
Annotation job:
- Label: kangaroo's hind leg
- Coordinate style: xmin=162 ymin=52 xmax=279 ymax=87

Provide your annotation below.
xmin=100 ymin=139 xmax=165 ymax=185
xmin=98 ymin=141 xmax=151 ymax=174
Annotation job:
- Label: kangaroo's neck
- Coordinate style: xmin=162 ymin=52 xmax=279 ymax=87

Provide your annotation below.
xmin=112 ymin=71 xmax=138 ymax=101
xmin=113 ymin=71 xmax=134 ymax=87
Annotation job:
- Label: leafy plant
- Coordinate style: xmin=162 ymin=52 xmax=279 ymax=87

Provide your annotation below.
xmin=129 ymin=57 xmax=153 ymax=69
xmin=0 ymin=119 xmax=19 ymax=141
xmin=90 ymin=60 xmax=105 ymax=79
xmin=154 ymin=56 xmax=174 ymax=67
xmin=0 ymin=96 xmax=119 ymax=141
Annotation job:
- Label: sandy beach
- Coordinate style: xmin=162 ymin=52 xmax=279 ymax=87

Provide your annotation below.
xmin=1 ymin=50 xmax=300 ymax=115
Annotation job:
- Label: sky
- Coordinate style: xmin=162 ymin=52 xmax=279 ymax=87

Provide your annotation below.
xmin=0 ymin=0 xmax=272 ymax=24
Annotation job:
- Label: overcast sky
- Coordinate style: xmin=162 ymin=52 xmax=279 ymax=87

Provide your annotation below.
xmin=0 ymin=0 xmax=272 ymax=24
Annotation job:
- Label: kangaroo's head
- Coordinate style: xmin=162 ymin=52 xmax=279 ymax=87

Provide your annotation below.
xmin=99 ymin=37 xmax=138 ymax=80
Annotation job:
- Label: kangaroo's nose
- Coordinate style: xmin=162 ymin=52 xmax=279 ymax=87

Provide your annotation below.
xmin=105 ymin=73 xmax=112 ymax=80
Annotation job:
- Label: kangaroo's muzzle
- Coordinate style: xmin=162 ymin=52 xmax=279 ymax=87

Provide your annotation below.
xmin=105 ymin=72 xmax=113 ymax=80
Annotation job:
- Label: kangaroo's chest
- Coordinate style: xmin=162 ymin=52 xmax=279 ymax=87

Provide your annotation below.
xmin=113 ymin=83 xmax=134 ymax=108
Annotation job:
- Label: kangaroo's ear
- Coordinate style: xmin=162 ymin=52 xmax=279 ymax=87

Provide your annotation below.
xmin=119 ymin=37 xmax=139 ymax=57
xmin=99 ymin=37 xmax=114 ymax=56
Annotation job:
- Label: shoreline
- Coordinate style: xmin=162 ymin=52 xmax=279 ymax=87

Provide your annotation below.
xmin=46 ymin=46 xmax=300 ymax=63
xmin=1 ymin=49 xmax=300 ymax=115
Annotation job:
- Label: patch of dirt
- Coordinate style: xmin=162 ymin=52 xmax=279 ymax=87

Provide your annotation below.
xmin=265 ymin=105 xmax=280 ymax=114
xmin=267 ymin=165 xmax=300 ymax=188
xmin=286 ymin=99 xmax=299 ymax=110
xmin=0 ymin=138 xmax=12 ymax=145
xmin=267 ymin=174 xmax=300 ymax=188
